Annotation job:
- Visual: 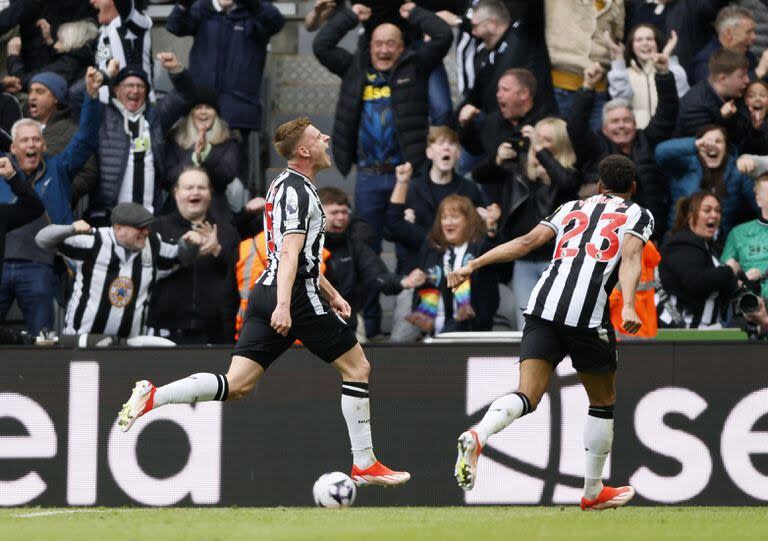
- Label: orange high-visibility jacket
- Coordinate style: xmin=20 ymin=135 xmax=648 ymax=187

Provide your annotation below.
xmin=235 ymin=232 xmax=329 ymax=338
xmin=609 ymin=241 xmax=661 ymax=338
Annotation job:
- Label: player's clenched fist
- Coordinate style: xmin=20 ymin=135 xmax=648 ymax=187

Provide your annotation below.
xmin=271 ymin=305 xmax=292 ymax=336
xmin=620 ymin=306 xmax=642 ymax=334
xmin=448 ymin=263 xmax=474 ymax=290
xmin=330 ymin=295 xmax=352 ymax=319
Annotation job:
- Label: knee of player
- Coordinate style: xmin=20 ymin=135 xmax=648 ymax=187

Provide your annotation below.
xmin=590 ymin=393 xmax=616 ymax=408
xmin=346 ymin=356 xmax=371 ymax=382
xmin=225 ymin=378 xmax=256 ymax=400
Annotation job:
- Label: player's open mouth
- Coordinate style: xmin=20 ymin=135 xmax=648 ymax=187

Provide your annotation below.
xmin=704 ymin=220 xmax=718 ymax=231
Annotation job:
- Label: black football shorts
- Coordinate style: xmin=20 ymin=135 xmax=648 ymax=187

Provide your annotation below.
xmin=233 ymin=284 xmax=358 ymax=369
xmin=520 ymin=315 xmax=618 ymax=374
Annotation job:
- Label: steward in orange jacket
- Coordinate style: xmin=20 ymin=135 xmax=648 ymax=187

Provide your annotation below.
xmin=609 ymin=240 xmax=661 ymax=338
xmin=235 ymin=231 xmax=329 ymax=338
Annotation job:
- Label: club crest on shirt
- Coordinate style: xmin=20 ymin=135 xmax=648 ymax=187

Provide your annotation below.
xmin=109 ymin=276 xmax=134 ymax=308
xmin=285 ymin=186 xmax=300 ymax=229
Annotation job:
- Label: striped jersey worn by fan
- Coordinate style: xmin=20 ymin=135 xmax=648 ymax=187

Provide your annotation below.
xmin=59 ymin=228 xmax=180 ymax=337
xmin=525 ymin=194 xmax=655 ymax=328
xmin=255 ymin=169 xmax=326 ymax=302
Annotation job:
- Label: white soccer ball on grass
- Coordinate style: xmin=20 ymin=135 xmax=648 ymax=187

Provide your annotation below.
xmin=312 ymin=471 xmax=357 ymax=508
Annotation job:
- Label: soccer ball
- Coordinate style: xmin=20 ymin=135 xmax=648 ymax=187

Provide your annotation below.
xmin=312 ymin=471 xmax=357 ymax=508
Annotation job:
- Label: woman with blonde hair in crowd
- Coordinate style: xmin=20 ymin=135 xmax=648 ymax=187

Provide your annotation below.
xmin=165 ymin=89 xmax=241 ymax=219
xmin=494 ymin=116 xmax=582 ymax=328
xmin=7 ymin=19 xmax=98 ymax=88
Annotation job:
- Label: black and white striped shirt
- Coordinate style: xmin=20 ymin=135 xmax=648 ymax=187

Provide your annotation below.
xmin=255 ymin=169 xmax=326 ymax=312
xmin=115 ymin=107 xmax=156 ymax=212
xmin=59 ymin=227 xmax=180 ymax=337
xmin=525 ymin=194 xmax=655 ymax=328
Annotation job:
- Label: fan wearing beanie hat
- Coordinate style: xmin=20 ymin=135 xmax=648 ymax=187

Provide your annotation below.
xmin=28 ymin=73 xmax=68 ymax=127
xmin=89 ymin=51 xmax=198 ymax=223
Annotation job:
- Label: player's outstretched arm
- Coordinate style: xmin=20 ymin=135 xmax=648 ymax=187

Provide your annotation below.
xmin=618 ymin=234 xmax=645 ymax=334
xmin=319 ymin=275 xmax=352 ymax=319
xmin=447 ymin=224 xmax=555 ymax=289
xmin=272 ymin=233 xmax=305 ymax=336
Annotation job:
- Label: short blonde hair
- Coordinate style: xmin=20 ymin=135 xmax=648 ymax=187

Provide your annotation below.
xmin=55 ymin=20 xmax=98 ymax=54
xmin=273 ymin=117 xmax=311 ymax=160
xmin=526 ymin=117 xmax=576 ymax=179
xmin=173 ymin=107 xmax=231 ymax=149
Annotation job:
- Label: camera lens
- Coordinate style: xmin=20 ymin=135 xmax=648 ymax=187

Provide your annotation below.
xmin=738 ymin=291 xmax=760 ymax=314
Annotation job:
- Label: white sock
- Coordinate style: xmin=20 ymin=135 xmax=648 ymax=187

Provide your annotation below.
xmin=583 ymin=405 xmax=614 ymax=500
xmin=475 ymin=392 xmax=532 ymax=446
xmin=153 ymin=373 xmax=228 ymax=407
xmin=341 ymin=381 xmax=375 ymax=469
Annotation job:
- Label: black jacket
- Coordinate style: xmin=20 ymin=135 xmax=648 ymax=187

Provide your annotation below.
xmin=568 ymin=71 xmax=679 ymax=238
xmin=740 ymin=111 xmax=768 ymax=155
xmin=0 ymin=0 xmax=96 ymax=76
xmin=164 ymin=136 xmax=241 ymax=220
xmin=148 ymin=210 xmax=239 ymax=342
xmin=411 ymin=237 xmax=499 ymax=333
xmin=384 ymin=170 xmax=485 ymax=274
xmin=0 ymin=174 xmax=45 ymax=284
xmin=459 ymin=1 xmax=555 ymax=115
xmin=324 ymin=228 xmax=403 ymax=325
xmin=313 ymin=6 xmax=452 ymax=176
xmin=677 ymin=81 xmax=750 ymax=147
xmin=0 ymin=93 xmax=21 ymax=152
xmin=8 ymin=44 xmax=94 ymax=89
xmin=473 ymin=150 xmax=580 ymax=253
xmin=461 ymin=102 xmax=555 ymax=209
xmin=659 ymin=229 xmax=739 ymax=328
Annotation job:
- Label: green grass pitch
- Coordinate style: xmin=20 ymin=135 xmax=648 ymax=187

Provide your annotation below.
xmin=2 ymin=507 xmax=767 ymax=541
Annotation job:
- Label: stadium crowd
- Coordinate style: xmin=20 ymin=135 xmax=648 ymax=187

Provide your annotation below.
xmin=1 ymin=0 xmax=768 ymax=346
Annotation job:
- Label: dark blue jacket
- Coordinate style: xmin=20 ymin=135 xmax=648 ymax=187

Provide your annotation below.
xmin=691 ymin=37 xmax=760 ymax=84
xmin=167 ymin=0 xmax=285 ymax=131
xmin=655 ymin=137 xmax=759 ymax=234
xmin=0 ymin=93 xmax=99 ymax=225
